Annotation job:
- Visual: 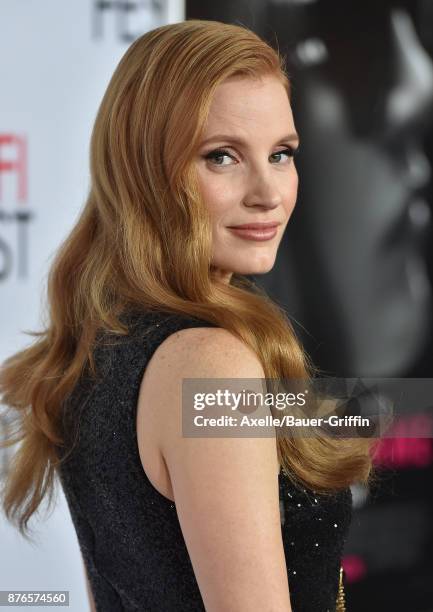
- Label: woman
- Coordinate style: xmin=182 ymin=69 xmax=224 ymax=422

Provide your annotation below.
xmin=0 ymin=19 xmax=375 ymax=611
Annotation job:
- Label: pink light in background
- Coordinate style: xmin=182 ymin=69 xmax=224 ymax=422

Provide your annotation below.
xmin=342 ymin=554 xmax=367 ymax=583
xmin=373 ymin=436 xmax=433 ymax=468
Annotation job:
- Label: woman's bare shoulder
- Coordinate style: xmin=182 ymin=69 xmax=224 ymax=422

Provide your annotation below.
xmin=146 ymin=325 xmax=265 ymax=379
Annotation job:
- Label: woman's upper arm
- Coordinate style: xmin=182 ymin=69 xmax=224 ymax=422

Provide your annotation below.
xmin=140 ymin=327 xmax=292 ymax=612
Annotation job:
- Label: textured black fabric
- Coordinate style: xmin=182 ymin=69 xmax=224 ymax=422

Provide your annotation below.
xmin=56 ymin=309 xmax=352 ymax=611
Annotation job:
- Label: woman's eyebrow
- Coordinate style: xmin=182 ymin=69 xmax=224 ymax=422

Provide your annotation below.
xmin=201 ymin=133 xmax=300 ymax=147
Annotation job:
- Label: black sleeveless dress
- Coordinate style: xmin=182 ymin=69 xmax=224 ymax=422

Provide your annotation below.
xmin=56 ymin=309 xmax=352 ymax=611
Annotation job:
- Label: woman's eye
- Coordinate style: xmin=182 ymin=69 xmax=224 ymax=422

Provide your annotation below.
xmin=203 ymin=145 xmax=300 ymax=167
xmin=204 ymin=149 xmax=235 ymax=166
xmin=270 ymin=146 xmax=299 ymax=163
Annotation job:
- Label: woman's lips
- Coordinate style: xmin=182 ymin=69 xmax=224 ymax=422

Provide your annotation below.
xmin=227 ymin=225 xmax=279 ymax=241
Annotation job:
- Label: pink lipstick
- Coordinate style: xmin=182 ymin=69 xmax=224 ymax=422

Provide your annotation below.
xmin=227 ymin=222 xmax=280 ymax=242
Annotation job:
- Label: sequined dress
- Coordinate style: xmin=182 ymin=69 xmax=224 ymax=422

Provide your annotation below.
xmin=56 ymin=309 xmax=352 ymax=611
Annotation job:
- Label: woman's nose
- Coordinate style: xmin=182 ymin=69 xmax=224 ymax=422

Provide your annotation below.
xmin=243 ymin=170 xmax=287 ymax=210
xmin=243 ymin=192 xmax=282 ymax=210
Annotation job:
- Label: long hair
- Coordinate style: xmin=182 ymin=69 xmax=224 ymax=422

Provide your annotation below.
xmin=0 ymin=19 xmax=376 ymax=539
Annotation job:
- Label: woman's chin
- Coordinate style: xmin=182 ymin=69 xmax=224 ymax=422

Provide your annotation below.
xmin=211 ymin=254 xmax=277 ymax=279
xmin=233 ymin=261 xmax=276 ymax=276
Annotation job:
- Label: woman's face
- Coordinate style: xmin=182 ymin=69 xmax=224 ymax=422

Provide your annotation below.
xmin=194 ymin=74 xmax=299 ymax=284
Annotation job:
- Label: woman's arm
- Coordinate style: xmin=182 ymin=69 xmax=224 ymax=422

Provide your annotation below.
xmin=138 ymin=327 xmax=293 ymax=612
